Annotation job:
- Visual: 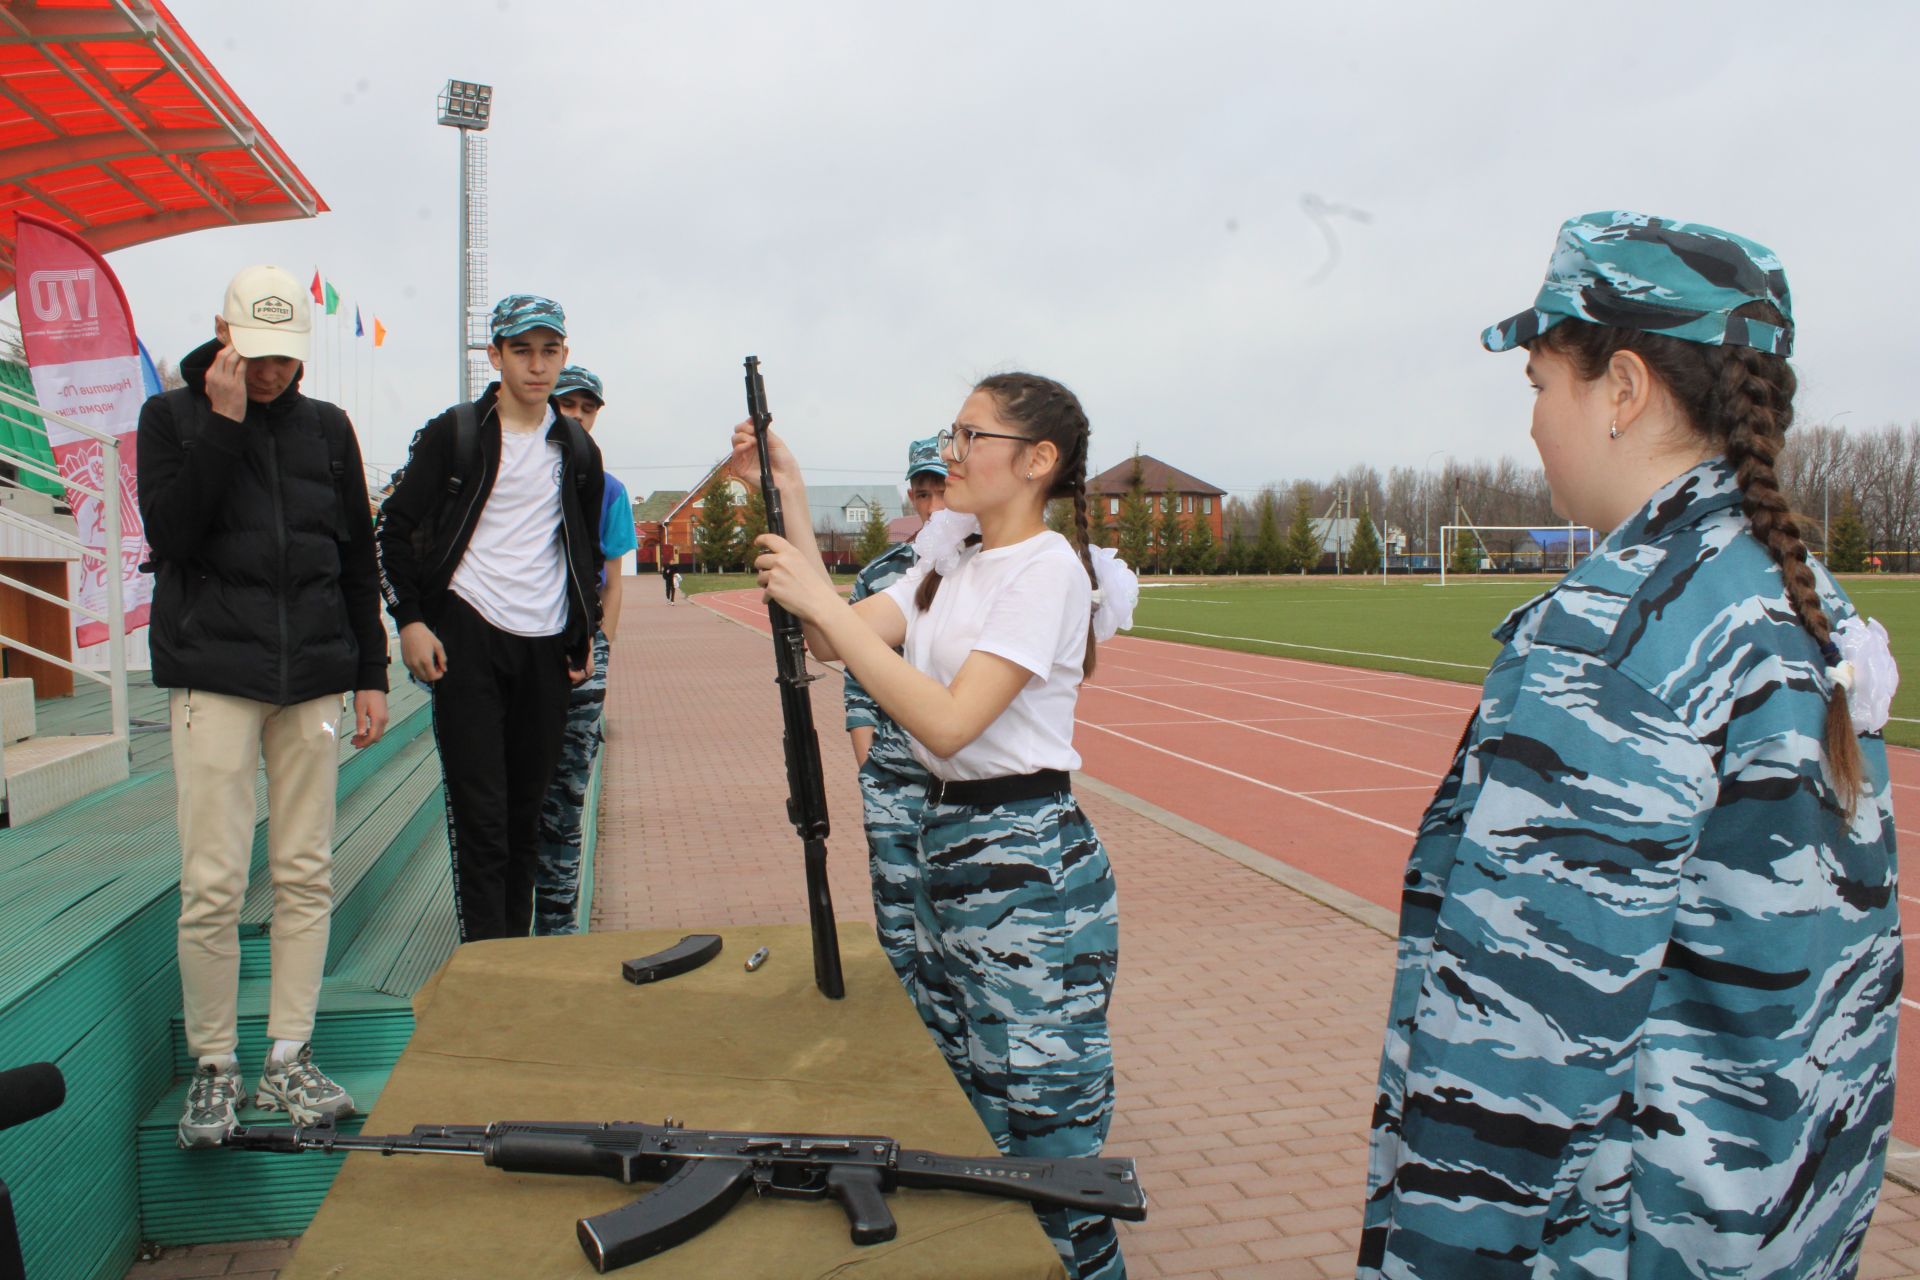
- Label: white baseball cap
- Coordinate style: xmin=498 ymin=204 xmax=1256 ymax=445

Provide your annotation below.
xmin=221 ymin=265 xmax=311 ymax=360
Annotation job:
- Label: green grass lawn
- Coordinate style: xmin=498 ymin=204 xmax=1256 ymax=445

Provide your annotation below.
xmin=672 ymin=571 xmax=856 ymax=596
xmin=1126 ymin=574 xmax=1920 ymax=748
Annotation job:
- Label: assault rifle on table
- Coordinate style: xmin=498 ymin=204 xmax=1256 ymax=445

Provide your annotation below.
xmin=743 ymin=354 xmax=844 ymax=999
xmin=227 ymin=1118 xmax=1146 ymax=1273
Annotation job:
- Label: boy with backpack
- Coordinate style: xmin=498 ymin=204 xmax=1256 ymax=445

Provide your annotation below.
xmin=376 ymin=295 xmax=605 ymax=942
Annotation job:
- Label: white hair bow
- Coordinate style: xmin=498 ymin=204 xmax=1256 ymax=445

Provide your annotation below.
xmin=1832 ymin=616 xmax=1899 ymax=735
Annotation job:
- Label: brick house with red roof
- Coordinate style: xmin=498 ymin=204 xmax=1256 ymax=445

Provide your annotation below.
xmin=1087 ymin=455 xmax=1227 ymax=541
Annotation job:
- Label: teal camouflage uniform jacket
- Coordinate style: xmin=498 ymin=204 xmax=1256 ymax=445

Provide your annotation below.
xmin=845 ymin=540 xmax=927 ymax=778
xmin=1361 ymin=460 xmax=1901 ymax=1279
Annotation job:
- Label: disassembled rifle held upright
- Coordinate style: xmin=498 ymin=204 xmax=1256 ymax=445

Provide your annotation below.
xmin=227 ymin=1118 xmax=1147 ymax=1273
xmin=744 ymin=355 xmax=845 ymax=999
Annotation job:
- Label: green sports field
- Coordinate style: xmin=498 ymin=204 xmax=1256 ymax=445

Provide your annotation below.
xmin=1125 ymin=575 xmax=1920 ymax=749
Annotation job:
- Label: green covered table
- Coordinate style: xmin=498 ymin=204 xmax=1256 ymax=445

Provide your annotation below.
xmin=280 ymin=923 xmax=1067 ymax=1279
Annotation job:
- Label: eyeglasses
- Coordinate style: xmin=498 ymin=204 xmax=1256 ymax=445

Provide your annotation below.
xmin=937 ymin=424 xmax=1030 ymax=464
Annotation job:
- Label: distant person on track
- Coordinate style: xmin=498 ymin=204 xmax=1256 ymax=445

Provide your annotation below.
xmin=1360 ymin=212 xmax=1902 ymax=1280
xmin=729 ymin=374 xmax=1138 ymax=1280
xmin=842 ymin=436 xmax=948 ymax=1002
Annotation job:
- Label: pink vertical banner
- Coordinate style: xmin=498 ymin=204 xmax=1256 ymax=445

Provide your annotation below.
xmin=13 ymin=213 xmax=151 ymax=648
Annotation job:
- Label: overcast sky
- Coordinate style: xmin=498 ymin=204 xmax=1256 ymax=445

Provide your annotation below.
xmin=25 ymin=1 xmax=1920 ymax=502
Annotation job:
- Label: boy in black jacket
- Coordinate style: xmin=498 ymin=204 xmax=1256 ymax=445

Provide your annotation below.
xmin=377 ymin=294 xmax=604 ymax=943
xmin=139 ymin=264 xmax=389 ymax=1148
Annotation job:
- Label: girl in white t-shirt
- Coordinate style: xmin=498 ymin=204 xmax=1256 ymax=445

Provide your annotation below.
xmin=729 ymin=372 xmax=1133 ymax=1280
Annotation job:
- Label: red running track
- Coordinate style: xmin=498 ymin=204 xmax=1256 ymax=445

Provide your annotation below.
xmin=697 ymin=588 xmax=1920 ymax=1144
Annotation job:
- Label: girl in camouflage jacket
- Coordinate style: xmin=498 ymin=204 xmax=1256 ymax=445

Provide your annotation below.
xmin=1361 ymin=212 xmax=1901 ymax=1280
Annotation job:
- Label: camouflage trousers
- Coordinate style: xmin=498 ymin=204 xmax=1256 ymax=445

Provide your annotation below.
xmin=856 ymin=757 xmax=967 ymax=1054
xmin=918 ymin=791 xmax=1124 ymax=1280
xmin=533 ymin=630 xmax=610 ymax=936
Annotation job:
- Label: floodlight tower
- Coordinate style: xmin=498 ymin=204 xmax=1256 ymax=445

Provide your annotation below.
xmin=436 ymin=79 xmax=493 ymax=400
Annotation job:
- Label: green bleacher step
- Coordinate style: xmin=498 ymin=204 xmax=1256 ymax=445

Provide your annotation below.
xmin=168 ymin=977 xmax=416 ymax=1077
xmin=330 ymin=816 xmax=457 ymax=999
xmin=135 ymin=1067 xmax=389 ymax=1245
xmin=236 ymin=737 xmax=444 ymax=979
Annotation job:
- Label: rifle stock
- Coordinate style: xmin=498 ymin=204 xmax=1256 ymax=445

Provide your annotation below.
xmin=744 ymin=355 xmax=845 ymax=999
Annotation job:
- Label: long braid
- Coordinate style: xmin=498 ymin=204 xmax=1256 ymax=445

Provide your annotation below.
xmin=1716 ymin=346 xmax=1863 ymax=812
xmin=1542 ymin=308 xmax=1864 ymax=815
xmin=1062 ymin=410 xmax=1100 ymax=678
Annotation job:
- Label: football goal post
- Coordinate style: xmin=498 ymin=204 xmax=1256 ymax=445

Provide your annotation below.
xmin=1439 ymin=524 xmax=1597 ymax=585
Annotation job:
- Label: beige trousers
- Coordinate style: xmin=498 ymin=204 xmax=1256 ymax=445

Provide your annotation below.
xmin=172 ymin=688 xmax=343 ymax=1058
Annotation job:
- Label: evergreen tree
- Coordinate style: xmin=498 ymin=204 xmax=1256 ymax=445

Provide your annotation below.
xmin=1183 ymin=506 xmax=1219 ymax=574
xmin=693 ymin=476 xmax=741 ymax=571
xmin=1449 ymin=531 xmax=1481 ymax=576
xmin=1283 ymin=485 xmax=1321 ymax=574
xmin=1087 ymin=500 xmax=1111 ymax=547
xmin=1827 ymin=498 xmax=1869 ymax=573
xmin=1116 ymin=458 xmax=1155 ymax=571
xmin=1046 ymin=497 xmax=1074 ymax=536
xmin=1155 ymin=483 xmax=1183 ymax=574
xmin=1222 ymin=519 xmax=1248 ymax=574
xmin=854 ymin=504 xmax=893 ymax=565
xmin=739 ymin=489 xmax=769 ymax=558
xmin=1253 ymin=491 xmax=1284 ymax=574
xmin=1349 ymin=506 xmax=1383 ymax=574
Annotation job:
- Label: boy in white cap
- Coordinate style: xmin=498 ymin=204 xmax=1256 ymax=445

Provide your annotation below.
xmin=138 ymin=265 xmax=390 ymax=1148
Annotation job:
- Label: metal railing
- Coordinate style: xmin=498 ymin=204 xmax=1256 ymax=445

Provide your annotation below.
xmin=0 ymin=380 xmax=128 ymax=741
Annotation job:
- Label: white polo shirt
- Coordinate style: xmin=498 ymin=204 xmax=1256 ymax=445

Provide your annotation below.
xmin=449 ymin=407 xmax=568 ymax=637
xmin=882 ymin=530 xmax=1091 ymax=781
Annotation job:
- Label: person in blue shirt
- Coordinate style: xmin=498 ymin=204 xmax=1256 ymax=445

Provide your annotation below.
xmin=844 ymin=437 xmax=954 ymax=1028
xmin=534 ymin=364 xmax=637 ymax=935
xmin=1361 ymin=212 xmax=1902 ymax=1279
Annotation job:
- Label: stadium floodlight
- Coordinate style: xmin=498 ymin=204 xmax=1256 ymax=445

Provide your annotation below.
xmin=437 ymin=79 xmax=493 ymax=399
xmin=436 ymin=79 xmax=492 ymax=130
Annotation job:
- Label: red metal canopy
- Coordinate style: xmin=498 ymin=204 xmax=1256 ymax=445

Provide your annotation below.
xmin=0 ymin=0 xmax=324 ymax=297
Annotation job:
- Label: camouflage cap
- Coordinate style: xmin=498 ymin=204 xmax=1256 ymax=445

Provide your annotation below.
xmin=905 ymin=435 xmax=947 ymax=480
xmin=490 ymin=293 xmax=567 ymax=341
xmin=1483 ymin=211 xmax=1793 ymax=357
xmin=553 ymin=364 xmax=605 ymax=404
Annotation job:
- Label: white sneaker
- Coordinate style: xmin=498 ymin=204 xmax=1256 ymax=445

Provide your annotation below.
xmin=254 ymin=1043 xmax=354 ymax=1124
xmin=177 ymin=1059 xmax=244 ymax=1149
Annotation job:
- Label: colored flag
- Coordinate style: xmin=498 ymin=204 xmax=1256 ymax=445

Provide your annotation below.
xmin=323 ymin=281 xmax=340 ymax=315
xmin=354 ymin=305 xmax=363 ymax=338
xmin=15 ymin=213 xmax=154 ymax=646
xmin=373 ymin=317 xmax=387 ymax=348
xmin=309 ymin=269 xmax=323 ymax=304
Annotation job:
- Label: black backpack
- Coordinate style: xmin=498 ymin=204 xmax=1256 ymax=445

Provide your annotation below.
xmin=393 ymin=401 xmax=595 ymax=566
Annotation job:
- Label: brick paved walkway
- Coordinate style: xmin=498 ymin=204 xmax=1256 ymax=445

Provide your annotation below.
xmin=131 ymin=582 xmax=1920 ymax=1278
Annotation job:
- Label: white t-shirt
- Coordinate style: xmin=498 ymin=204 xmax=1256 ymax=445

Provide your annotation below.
xmin=881 ymin=529 xmax=1090 ymax=781
xmin=449 ymin=407 xmax=568 ymax=637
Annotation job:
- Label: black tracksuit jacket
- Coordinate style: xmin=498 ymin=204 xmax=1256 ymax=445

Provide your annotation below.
xmin=375 ymin=384 xmax=604 ymax=667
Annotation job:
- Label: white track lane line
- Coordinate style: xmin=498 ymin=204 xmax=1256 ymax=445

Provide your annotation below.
xmin=1078 ymin=719 xmax=1417 ymax=837
xmin=1301 ymin=785 xmax=1439 ymax=797
xmin=1122 ymin=624 xmax=1488 ymax=671
xmin=1083 ymin=682 xmax=1442 ymax=776
xmin=1094 ymin=658 xmax=1466 ymax=746
xmin=1109 ymin=636 xmax=1479 ymax=715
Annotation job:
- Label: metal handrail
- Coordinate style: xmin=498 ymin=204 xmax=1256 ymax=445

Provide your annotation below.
xmin=0 ymin=380 xmax=128 ymax=741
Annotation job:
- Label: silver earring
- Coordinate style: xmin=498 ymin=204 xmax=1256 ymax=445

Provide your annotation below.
xmin=1026 ymin=469 xmax=1033 ymax=479
xmin=1609 ymin=421 xmax=1620 ymax=440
